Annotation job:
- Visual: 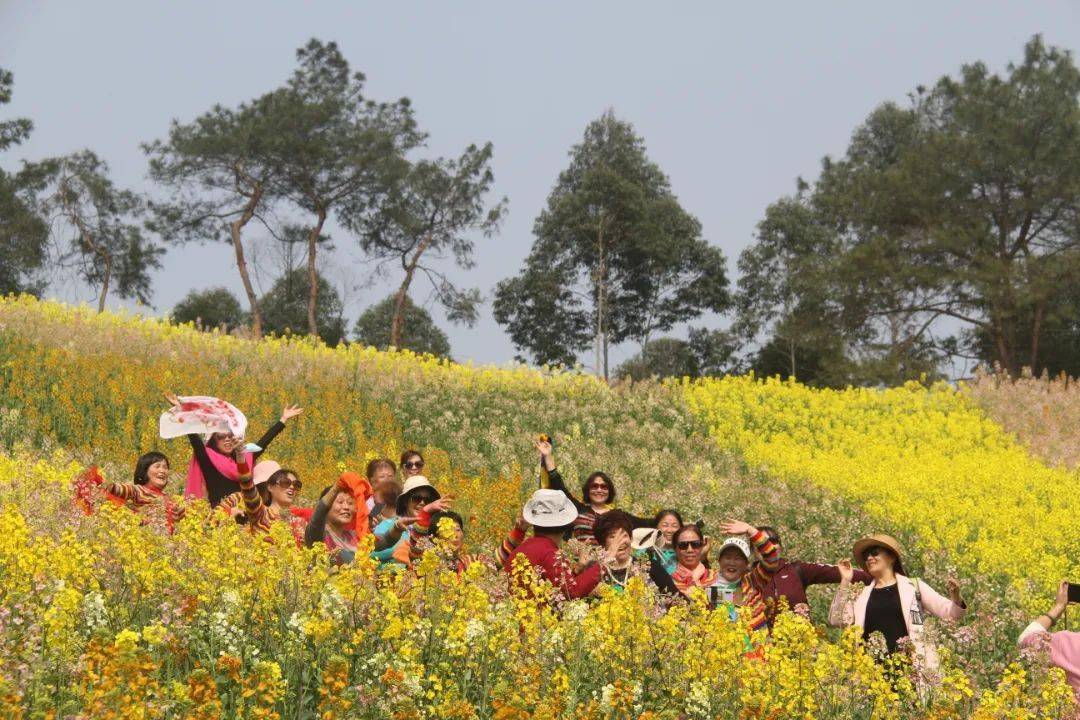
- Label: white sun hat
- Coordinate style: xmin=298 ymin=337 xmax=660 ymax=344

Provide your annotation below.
xmin=631 ymin=527 xmax=659 ymax=551
xmin=718 ymin=536 xmax=751 ymax=560
xmin=522 ymin=489 xmax=578 ymax=528
xmin=396 ymin=476 xmax=440 ymax=515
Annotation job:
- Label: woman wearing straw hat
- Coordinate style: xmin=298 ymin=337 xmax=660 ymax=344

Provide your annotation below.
xmin=830 ymin=533 xmax=966 ymax=677
xmin=370 ymin=475 xmax=452 ymax=568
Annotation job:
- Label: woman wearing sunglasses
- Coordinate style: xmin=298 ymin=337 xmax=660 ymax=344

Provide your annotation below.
xmin=535 ymin=438 xmax=651 ymax=545
xmin=400 ymin=450 xmax=426 ymax=479
xmin=670 ymin=520 xmax=779 ymax=631
xmin=830 ymin=533 xmax=966 ymax=680
xmin=236 ymin=460 xmax=311 ymax=543
xmin=370 ymin=475 xmax=452 ymax=568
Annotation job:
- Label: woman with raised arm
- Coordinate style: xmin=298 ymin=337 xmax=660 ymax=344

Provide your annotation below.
xmin=305 ymin=479 xmax=359 ymax=565
xmin=535 ymin=438 xmax=651 ymax=545
xmin=236 ymin=460 xmax=310 ymax=544
xmin=163 ymin=393 xmax=302 ymax=507
xmin=830 ymin=533 xmax=966 ymax=676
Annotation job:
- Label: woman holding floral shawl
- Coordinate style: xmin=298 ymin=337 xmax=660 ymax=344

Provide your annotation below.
xmin=162 ymin=393 xmax=302 ymax=507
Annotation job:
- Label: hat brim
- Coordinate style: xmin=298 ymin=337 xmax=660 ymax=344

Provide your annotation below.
xmin=631 ymin=528 xmax=659 ymax=551
xmin=396 ymin=485 xmax=440 ymax=516
xmin=718 ymin=540 xmax=750 ymax=560
xmin=852 ymin=536 xmax=903 ymax=571
xmin=523 ymin=506 xmax=578 ymax=528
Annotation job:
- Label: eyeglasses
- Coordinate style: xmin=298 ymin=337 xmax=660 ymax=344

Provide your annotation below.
xmin=404 ymin=460 xmax=424 ymax=470
xmin=676 ymin=540 xmax=704 ymax=550
xmin=588 ymin=482 xmax=608 ymax=490
xmin=273 ymin=479 xmax=302 ymax=490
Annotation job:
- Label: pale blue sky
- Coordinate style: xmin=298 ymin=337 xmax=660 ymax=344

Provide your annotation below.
xmin=3 ymin=2 xmax=1079 ymax=367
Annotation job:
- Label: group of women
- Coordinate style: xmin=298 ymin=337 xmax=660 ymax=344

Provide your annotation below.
xmin=86 ymin=397 xmax=1080 ymax=699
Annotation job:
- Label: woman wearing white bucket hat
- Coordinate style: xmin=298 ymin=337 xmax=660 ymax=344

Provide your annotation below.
xmin=503 ymin=488 xmax=603 ymax=600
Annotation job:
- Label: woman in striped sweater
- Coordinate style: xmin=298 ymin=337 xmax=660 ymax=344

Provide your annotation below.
xmin=535 ymin=438 xmax=651 ymax=544
xmin=236 ymin=460 xmax=310 ymax=544
xmin=92 ymin=452 xmax=185 ymax=530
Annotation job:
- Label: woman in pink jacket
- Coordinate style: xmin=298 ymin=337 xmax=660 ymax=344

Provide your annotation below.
xmin=829 ymin=533 xmax=966 ymax=682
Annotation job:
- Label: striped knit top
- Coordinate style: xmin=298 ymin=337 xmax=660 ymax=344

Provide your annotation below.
xmin=102 ymin=481 xmax=186 ymax=532
xmin=734 ymin=530 xmax=781 ymax=632
xmin=237 ymin=471 xmax=308 ymax=545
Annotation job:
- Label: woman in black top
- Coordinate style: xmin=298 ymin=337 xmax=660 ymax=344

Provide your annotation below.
xmin=166 ymin=393 xmax=303 ymax=507
xmin=863 ymin=583 xmax=908 ymax=653
xmin=535 ymin=438 xmax=653 ymax=545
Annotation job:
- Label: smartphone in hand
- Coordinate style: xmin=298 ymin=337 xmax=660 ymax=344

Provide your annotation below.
xmin=1068 ymin=582 xmax=1080 ymax=604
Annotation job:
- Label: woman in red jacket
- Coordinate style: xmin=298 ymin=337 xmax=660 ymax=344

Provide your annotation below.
xmin=503 ymin=488 xmax=603 ymax=601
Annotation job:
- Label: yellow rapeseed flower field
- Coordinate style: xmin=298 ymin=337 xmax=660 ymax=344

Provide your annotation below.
xmin=0 ymin=296 xmax=1078 ymax=717
xmin=682 ymin=374 xmax=1080 ymax=609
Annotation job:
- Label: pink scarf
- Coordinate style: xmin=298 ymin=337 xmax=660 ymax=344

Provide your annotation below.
xmin=185 ymin=445 xmax=254 ymax=500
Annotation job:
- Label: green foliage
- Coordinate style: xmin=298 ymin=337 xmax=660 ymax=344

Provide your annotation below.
xmin=617 ymin=329 xmax=738 ymax=381
xmin=259 ymin=268 xmax=346 ymax=346
xmin=269 ymin=39 xmax=424 ymax=338
xmin=494 ymin=110 xmax=728 ymax=377
xmin=171 ymin=287 xmax=246 ymax=332
xmin=344 ymin=142 xmax=505 ymax=346
xmin=0 ymin=67 xmax=47 ymax=296
xmin=143 ymin=90 xmax=287 ymax=333
xmin=742 ymin=34 xmax=1080 ymax=383
xmin=19 ymin=150 xmax=162 ymax=310
xmin=352 ymin=293 xmax=451 ymax=358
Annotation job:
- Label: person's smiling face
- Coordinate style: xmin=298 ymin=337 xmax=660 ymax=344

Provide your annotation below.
xmin=329 ymin=492 xmax=355 ymax=526
xmin=863 ymin=546 xmax=895 ymax=576
xmin=657 ymin=514 xmax=681 ymax=545
xmin=146 ymin=459 xmax=170 ymax=490
xmin=718 ymin=547 xmax=749 ymax=582
xmin=587 ymin=478 xmax=610 ymax=505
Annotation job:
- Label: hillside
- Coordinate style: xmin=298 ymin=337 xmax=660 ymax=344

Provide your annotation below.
xmin=0 ymin=296 xmax=1076 ymax=718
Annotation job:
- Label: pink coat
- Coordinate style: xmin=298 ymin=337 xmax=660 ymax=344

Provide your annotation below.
xmin=1019 ymin=624 xmax=1080 ymax=698
xmin=830 ymin=574 xmax=966 ymax=676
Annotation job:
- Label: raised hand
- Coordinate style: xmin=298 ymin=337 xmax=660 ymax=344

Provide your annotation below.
xmin=395 ymin=516 xmax=420 ymax=531
xmin=946 ymin=576 xmax=963 ymax=604
xmin=280 ymin=404 xmax=303 ymax=423
xmin=837 ymin=558 xmax=854 ymax=583
xmin=534 ymin=437 xmax=555 ymax=470
xmin=1054 ymin=580 xmax=1070 ymax=614
xmin=719 ymin=519 xmax=755 ymax=536
xmin=164 ymin=392 xmax=181 ymax=408
xmin=421 ymin=498 xmax=454 ymax=515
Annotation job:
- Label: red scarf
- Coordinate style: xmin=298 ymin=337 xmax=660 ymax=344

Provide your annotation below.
xmin=672 ymin=563 xmax=719 ymax=595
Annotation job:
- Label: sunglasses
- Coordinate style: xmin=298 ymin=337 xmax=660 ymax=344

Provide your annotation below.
xmin=677 ymin=540 xmax=704 ymax=550
xmin=411 ymin=494 xmax=436 ymax=505
xmin=588 ymin=482 xmax=609 ymax=490
xmin=404 ymin=460 xmax=424 ymax=470
xmin=273 ymin=479 xmax=302 ymax=491
xmin=864 ymin=546 xmax=887 ymax=559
